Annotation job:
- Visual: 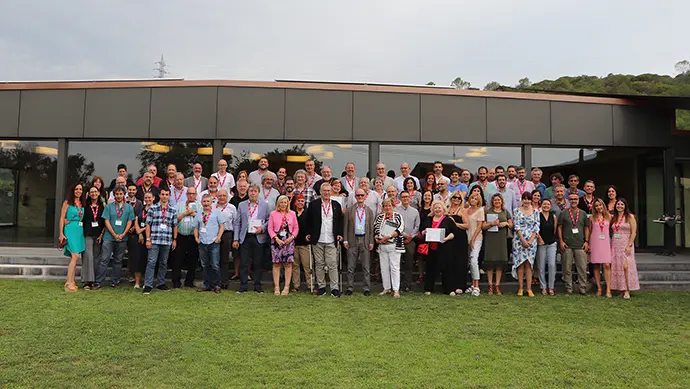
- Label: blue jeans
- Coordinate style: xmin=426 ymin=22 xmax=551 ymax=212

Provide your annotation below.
xmin=96 ymin=240 xmax=126 ymax=285
xmin=537 ymin=242 xmax=557 ymax=290
xmin=145 ymin=244 xmax=171 ymax=288
xmin=199 ymin=242 xmax=220 ymax=289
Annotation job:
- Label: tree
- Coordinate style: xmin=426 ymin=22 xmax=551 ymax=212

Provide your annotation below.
xmin=517 ymin=77 xmax=531 ymax=89
xmin=450 ymin=77 xmax=471 ymax=90
xmin=136 ymin=142 xmax=213 ymax=179
xmin=231 ymin=145 xmax=322 ymax=177
xmin=676 ymin=60 xmax=690 ymax=76
xmin=483 ymin=81 xmax=501 ymax=91
xmin=426 ymin=81 xmax=436 ymax=86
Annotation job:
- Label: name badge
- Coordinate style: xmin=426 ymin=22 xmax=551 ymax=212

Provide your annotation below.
xmin=279 ymin=231 xmax=287 ymax=239
xmin=91 ymin=221 xmax=99 ymax=228
xmin=571 ymin=228 xmax=579 ymax=234
xmin=140 ymin=222 xmax=146 ymax=228
xmin=160 ymin=224 xmax=167 ymax=230
xmin=613 ymin=233 xmax=622 ymax=239
xmin=78 ymin=222 xmax=83 ymax=227
xmin=115 ymin=220 xmax=123 ymax=226
xmin=200 ymin=228 xmax=207 ymax=234
xmin=599 ymin=234 xmax=605 ymax=240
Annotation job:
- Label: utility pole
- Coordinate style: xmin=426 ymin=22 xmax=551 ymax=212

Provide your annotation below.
xmin=153 ymin=54 xmax=169 ymax=78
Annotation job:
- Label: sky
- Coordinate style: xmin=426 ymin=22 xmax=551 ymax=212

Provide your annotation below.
xmin=0 ymin=0 xmax=687 ymax=87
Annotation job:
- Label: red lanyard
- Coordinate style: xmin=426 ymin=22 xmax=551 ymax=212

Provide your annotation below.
xmin=263 ymin=189 xmax=271 ymax=201
xmin=217 ymin=203 xmax=228 ymax=213
xmin=90 ymin=204 xmax=98 ymax=220
xmin=173 ymin=187 xmax=183 ymax=203
xmin=356 ymin=206 xmax=365 ymax=223
xmin=115 ymin=203 xmax=123 ymax=218
xmin=217 ymin=172 xmax=227 ymax=188
xmin=161 ymin=206 xmax=167 ymax=224
xmin=281 ymin=214 xmax=288 ymax=229
xmin=307 ymin=175 xmax=315 ymax=188
xmin=584 ymin=196 xmax=594 ymax=211
xmin=322 ymin=201 xmax=331 ymax=217
xmin=479 ymin=181 xmax=488 ymax=191
xmin=568 ymin=209 xmax=579 ymax=225
xmin=194 ymin=177 xmax=201 ymax=190
xmin=598 ymin=216 xmax=606 ymax=232
xmin=248 ymin=202 xmax=258 ymax=217
xmin=202 ymin=211 xmax=210 ymax=226
xmin=346 ymin=177 xmax=355 ymax=190
xmin=76 ymin=202 xmax=83 ymax=219
xmin=557 ymin=200 xmax=566 ymax=210
xmin=517 ymin=180 xmax=526 ymax=194
xmin=613 ymin=215 xmax=624 ymax=233
xmin=141 ymin=207 xmax=148 ymax=221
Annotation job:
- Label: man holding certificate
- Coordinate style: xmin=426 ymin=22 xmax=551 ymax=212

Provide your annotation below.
xmin=232 ymin=184 xmax=270 ymax=294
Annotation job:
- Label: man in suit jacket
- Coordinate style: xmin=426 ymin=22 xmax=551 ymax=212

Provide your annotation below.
xmin=232 ymin=183 xmax=269 ymax=294
xmin=184 ymin=163 xmax=208 ymax=193
xmin=306 ymin=182 xmax=344 ymax=297
xmin=343 ymin=188 xmax=375 ymax=296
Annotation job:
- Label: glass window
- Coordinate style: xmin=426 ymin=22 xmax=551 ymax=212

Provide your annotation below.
xmin=68 ymin=141 xmax=213 ymax=187
xmin=0 ymin=140 xmax=58 ymax=245
xmin=221 ymin=142 xmax=369 ymax=178
xmin=380 ymin=144 xmax=521 ymax=179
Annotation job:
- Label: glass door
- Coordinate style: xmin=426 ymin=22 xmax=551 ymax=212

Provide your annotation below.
xmin=0 ymin=168 xmax=18 ymax=226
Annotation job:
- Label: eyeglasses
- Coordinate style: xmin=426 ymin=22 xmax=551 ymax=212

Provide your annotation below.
xmin=452 ymin=197 xmax=462 ymax=200
xmin=355 ymin=194 xmax=366 ymax=197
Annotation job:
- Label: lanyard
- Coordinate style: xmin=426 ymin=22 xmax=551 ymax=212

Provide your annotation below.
xmin=248 ymin=202 xmax=258 ymax=217
xmin=90 ymin=204 xmax=98 ymax=220
xmin=598 ymin=216 xmax=606 ymax=232
xmin=613 ymin=215 xmax=624 ymax=232
xmin=115 ymin=203 xmax=123 ymax=218
xmin=161 ymin=206 xmax=167 ymax=224
xmin=194 ymin=177 xmax=202 ymax=190
xmin=322 ymin=201 xmax=331 ymax=217
xmin=568 ymin=208 xmax=579 ymax=226
xmin=356 ymin=206 xmax=365 ymax=223
xmin=217 ymin=203 xmax=228 ymax=213
xmin=76 ymin=202 xmax=83 ymax=219
xmin=202 ymin=211 xmax=210 ymax=226
xmin=516 ymin=180 xmax=527 ymax=194
xmin=217 ymin=172 xmax=227 ymax=188
xmin=173 ymin=187 xmax=183 ymax=203
xmin=346 ymin=176 xmax=355 ymax=190
xmin=263 ymin=189 xmax=271 ymax=201
xmin=583 ymin=196 xmax=594 ymax=211
xmin=307 ymin=175 xmax=315 ymax=188
xmin=141 ymin=207 xmax=148 ymax=221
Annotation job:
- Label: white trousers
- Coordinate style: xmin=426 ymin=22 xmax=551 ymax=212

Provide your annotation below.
xmin=469 ymin=239 xmax=482 ymax=281
xmin=378 ymin=244 xmax=401 ymax=291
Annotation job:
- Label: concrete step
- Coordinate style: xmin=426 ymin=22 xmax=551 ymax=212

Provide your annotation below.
xmin=639 ymin=281 xmax=690 ymax=290
xmin=638 ymin=271 xmax=690 ymax=281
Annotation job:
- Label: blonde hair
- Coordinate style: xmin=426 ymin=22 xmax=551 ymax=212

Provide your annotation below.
xmin=468 ymin=192 xmax=482 ymax=207
xmin=275 ymin=195 xmax=290 ymax=212
xmin=430 ymin=199 xmax=447 ymax=214
xmin=489 ymin=193 xmax=504 ymax=210
xmin=592 ymin=198 xmax=610 ymax=220
xmin=450 ymin=190 xmax=465 ymax=207
xmin=381 ymin=198 xmax=395 ymax=209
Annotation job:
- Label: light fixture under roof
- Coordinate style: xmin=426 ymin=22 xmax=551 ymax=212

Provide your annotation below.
xmin=286 ymin=155 xmax=310 ymax=163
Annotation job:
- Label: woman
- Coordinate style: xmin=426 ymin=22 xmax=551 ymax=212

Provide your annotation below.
xmin=403 ymin=177 xmax=422 ymax=209
xmin=447 ymin=191 xmax=469 ymax=295
xmin=588 ymin=198 xmax=613 ymax=297
xmin=422 ymin=172 xmax=437 ymax=194
xmin=291 ymin=194 xmax=312 ymax=292
xmin=419 ymin=200 xmax=455 ymax=295
xmin=59 ymin=184 xmax=86 ymax=292
xmin=374 ymin=199 xmax=405 ymax=298
xmin=610 ymin=198 xmax=639 ymax=299
xmin=511 ymin=191 xmax=540 ymax=297
xmin=482 ymin=193 xmax=512 ymax=295
xmin=606 ymin=185 xmax=618 ymax=215
xmin=92 ymin=176 xmax=108 ymax=205
xmin=531 ymin=189 xmax=542 ymax=212
xmin=268 ymin=195 xmax=298 ymax=295
xmin=330 ymin=179 xmax=347 ymax=213
xmin=81 ymin=186 xmax=105 ymax=290
xmin=466 ymin=192 xmax=485 ymax=296
xmin=465 ymin=185 xmax=486 ymax=208
xmin=373 ymin=177 xmax=385 ymax=199
xmin=415 ymin=189 xmax=435 ymax=285
xmin=537 ymin=199 xmax=558 ymax=295
xmin=132 ymin=192 xmax=154 ymax=288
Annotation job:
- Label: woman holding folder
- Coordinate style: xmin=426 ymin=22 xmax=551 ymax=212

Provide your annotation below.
xmin=482 ymin=193 xmax=513 ymax=295
xmin=419 ymin=200 xmax=456 ymax=295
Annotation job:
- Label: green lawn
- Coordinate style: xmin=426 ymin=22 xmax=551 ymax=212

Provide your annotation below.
xmin=0 ymin=281 xmax=688 ymax=389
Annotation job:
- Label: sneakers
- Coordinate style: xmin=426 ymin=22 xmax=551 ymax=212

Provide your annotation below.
xmin=236 ymin=289 xmax=247 ymax=294
xmin=471 ymin=287 xmax=480 ymax=297
xmin=316 ymin=288 xmax=327 ymax=296
xmin=255 ymin=288 xmax=264 ymax=294
xmin=213 ymin=287 xmax=221 ymax=294
xmin=143 ymin=286 xmax=152 ymax=295
xmin=344 ymin=290 xmax=353 ymax=296
xmin=133 ymin=284 xmax=141 ymax=289
xmin=363 ymin=290 xmax=371 ymax=296
xmin=110 ymin=282 xmax=120 ymax=289
xmin=93 ymin=283 xmax=102 ymax=290
xmin=156 ymin=285 xmax=170 ymax=291
xmin=331 ymin=289 xmax=341 ymax=298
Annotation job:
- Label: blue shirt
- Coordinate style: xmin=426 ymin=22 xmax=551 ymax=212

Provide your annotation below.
xmin=195 ymin=209 xmax=226 ymax=244
xmin=176 ymin=201 xmax=200 ymax=236
xmin=146 ymin=203 xmax=178 ymax=246
xmin=534 ymin=182 xmax=546 ymax=197
xmin=354 ymin=205 xmax=367 ymax=235
xmin=448 ymin=182 xmax=468 ymax=194
xmin=102 ymin=202 xmax=135 ymax=241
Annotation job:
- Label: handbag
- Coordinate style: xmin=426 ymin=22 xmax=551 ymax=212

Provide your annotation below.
xmin=416 ymin=243 xmax=429 ymax=256
xmin=58 ymin=236 xmax=68 ymax=249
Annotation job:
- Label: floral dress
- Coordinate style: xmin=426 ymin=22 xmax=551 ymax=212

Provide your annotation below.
xmin=511 ymin=208 xmax=540 ymax=279
xmin=271 ymin=215 xmax=295 ymax=264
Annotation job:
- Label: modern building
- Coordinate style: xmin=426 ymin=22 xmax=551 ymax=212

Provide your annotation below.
xmin=0 ymin=79 xmax=688 ymax=252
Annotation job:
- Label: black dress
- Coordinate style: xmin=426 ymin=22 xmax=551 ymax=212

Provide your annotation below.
xmin=447 ymin=214 xmax=469 ymax=292
xmin=421 ymin=216 xmax=457 ymax=293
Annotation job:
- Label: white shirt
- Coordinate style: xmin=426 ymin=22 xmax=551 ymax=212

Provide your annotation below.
xmin=199 ymin=190 xmax=219 ymax=206
xmin=305 ymin=173 xmax=322 ymax=189
xmin=435 ymin=174 xmax=450 ymax=185
xmin=248 ymin=170 xmax=277 ymax=187
xmin=259 ymin=186 xmax=280 ymax=212
xmin=433 ymin=191 xmax=452 ymax=208
xmin=318 ymin=200 xmax=335 ymax=244
xmin=211 ymin=171 xmax=236 ymax=192
xmin=340 ymin=176 xmax=359 ymax=195
xmin=395 ymin=175 xmax=420 ymax=192
xmin=216 ymin=202 xmax=237 ymax=232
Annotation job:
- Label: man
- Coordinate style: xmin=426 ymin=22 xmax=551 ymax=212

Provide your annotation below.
xmin=108 ymin=176 xmax=128 ymax=203
xmin=230 ymin=179 xmax=249 ymax=209
xmin=259 ymin=173 xmax=280 ymax=212
xmin=567 ymin=174 xmax=586 ymax=198
xmin=161 ymin=163 xmax=178 ymax=191
xmin=544 ymin=172 xmax=564 ymax=200
xmin=354 ymin=177 xmax=380 ymax=214
xmin=495 ymin=174 xmax=515 ymax=217
xmin=460 ymin=169 xmax=472 ymax=187
xmin=194 ymin=194 xmax=226 ymax=293
xmin=495 ymin=165 xmax=505 ymax=177
xmin=248 ymin=157 xmax=277 ymax=186
xmin=371 ymin=162 xmax=395 ymax=191
xmin=396 ymin=190 xmax=420 ymax=292
xmin=578 ymin=180 xmax=596 ymax=216
xmin=343 ymin=188 xmax=375 ymax=296
xmin=394 ymin=162 xmax=420 ymax=192
xmin=384 ymin=185 xmax=401 ymax=207
xmin=314 ymin=165 xmax=345 ymax=195
xmin=433 ymin=178 xmax=452 ymax=208
xmin=200 ymin=176 xmax=220 ymax=206
xmin=284 ymin=177 xmax=296 ymax=203
xmin=143 ymin=187 xmax=178 ymax=294
xmin=293 ymin=169 xmax=316 ymax=208
xmin=549 ymin=184 xmax=569 ymax=218
xmin=304 ymin=159 xmax=322 ymax=189
xmin=216 ymin=189 xmax=237 ymax=289
xmin=306 ymin=183 xmax=344 ymax=297
xmin=108 ymin=164 xmax=133 ymax=191
xmin=433 ymin=161 xmax=449 ymax=184
xmin=558 ymin=193 xmax=590 ymax=295
xmin=487 ymin=167 xmax=497 ymax=183
xmin=531 ymin=167 xmax=546 ymax=197
xmin=169 ymin=172 xmax=188 ymax=208
xmin=469 ymin=166 xmax=497 ymax=203
xmin=171 ymin=186 xmax=200 ymax=288
xmin=185 ymin=163 xmax=208 ymax=193
xmin=95 ymin=186 xmax=135 ymax=288
xmin=136 ymin=170 xmax=160 ymax=203
xmin=232 ymin=184 xmax=270 ymax=294
xmin=274 ymin=167 xmax=288 ymax=194
xmin=211 ymin=159 xmax=236 ymax=193
xmin=125 ymin=183 xmax=139 ymax=207
xmin=447 ymin=169 xmax=468 ymax=194
xmin=340 ymin=162 xmax=359 ymax=196
xmin=136 ymin=164 xmax=162 ymax=187
xmin=506 ymin=165 xmax=518 ymax=184
xmin=509 ymin=166 xmax=536 ymax=210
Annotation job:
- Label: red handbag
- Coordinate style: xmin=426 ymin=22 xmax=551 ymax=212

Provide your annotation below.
xmin=416 ymin=243 xmax=429 ymax=256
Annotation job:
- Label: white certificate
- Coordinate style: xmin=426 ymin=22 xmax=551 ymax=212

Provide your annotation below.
xmin=332 ymin=196 xmax=344 ymax=208
xmin=379 ymin=223 xmax=397 ymax=238
xmin=248 ymin=219 xmax=262 ymax=234
xmin=486 ymin=213 xmax=499 ymax=232
xmin=426 ymin=228 xmax=445 ymax=242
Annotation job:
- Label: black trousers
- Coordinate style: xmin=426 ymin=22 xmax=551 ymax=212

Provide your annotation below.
xmin=424 ymin=249 xmax=441 ymax=293
xmin=171 ymin=234 xmax=198 ymax=287
xmin=219 ymin=230 xmax=234 ymax=285
xmin=240 ymin=234 xmax=263 ymax=291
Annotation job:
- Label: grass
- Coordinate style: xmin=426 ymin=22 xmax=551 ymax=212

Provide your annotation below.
xmin=0 ymin=281 xmax=689 ymax=389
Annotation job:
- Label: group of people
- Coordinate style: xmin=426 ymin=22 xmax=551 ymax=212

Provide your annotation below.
xmin=59 ymin=158 xmax=640 ymax=299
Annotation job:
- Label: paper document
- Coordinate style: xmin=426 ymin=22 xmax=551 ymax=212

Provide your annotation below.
xmin=425 ymin=228 xmax=445 ymax=242
xmin=487 ymin=214 xmax=499 ymax=232
xmin=248 ymin=219 xmax=262 ymax=234
xmin=379 ymin=223 xmax=397 ymax=238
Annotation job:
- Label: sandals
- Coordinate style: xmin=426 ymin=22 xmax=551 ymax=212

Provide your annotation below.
xmin=393 ymin=291 xmax=401 ymax=298
xmin=494 ymin=286 xmax=502 ymax=295
xmin=379 ymin=289 xmax=391 ymax=296
xmin=527 ymin=290 xmax=535 ymax=297
xmin=596 ymin=288 xmax=603 ymax=297
xmin=623 ymin=291 xmax=631 ymax=300
xmin=549 ymin=289 xmax=555 ymax=296
xmin=487 ymin=285 xmax=493 ymax=295
xmin=281 ymin=288 xmax=289 ymax=296
xmin=274 ymin=287 xmax=280 ymax=296
xmin=517 ymin=289 xmax=524 ymax=297
xmin=64 ymin=282 xmax=78 ymax=292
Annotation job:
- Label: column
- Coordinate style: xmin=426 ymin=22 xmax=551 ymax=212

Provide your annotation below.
xmin=522 ymin=145 xmax=532 ymax=171
xmin=368 ymin=142 xmax=380 ymax=180
xmin=212 ymin=139 xmax=223 ymax=166
xmin=662 ymin=147 xmax=676 ymax=253
xmin=54 ymin=138 xmax=68 ymax=245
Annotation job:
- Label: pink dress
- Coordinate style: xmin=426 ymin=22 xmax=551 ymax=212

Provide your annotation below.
xmin=610 ymin=218 xmax=640 ymax=291
xmin=589 ymin=218 xmax=612 ymax=264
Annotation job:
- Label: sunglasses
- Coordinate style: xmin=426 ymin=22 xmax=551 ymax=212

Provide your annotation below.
xmin=355 ymin=194 xmax=366 ymax=197
xmin=452 ymin=196 xmax=462 ymax=200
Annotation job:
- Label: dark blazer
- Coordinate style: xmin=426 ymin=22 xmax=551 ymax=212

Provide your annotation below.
xmin=184 ymin=176 xmax=208 ymax=193
xmin=343 ymin=205 xmax=374 ymax=247
xmin=135 ymin=184 xmax=160 ymax=203
xmin=306 ymin=198 xmax=343 ymax=244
